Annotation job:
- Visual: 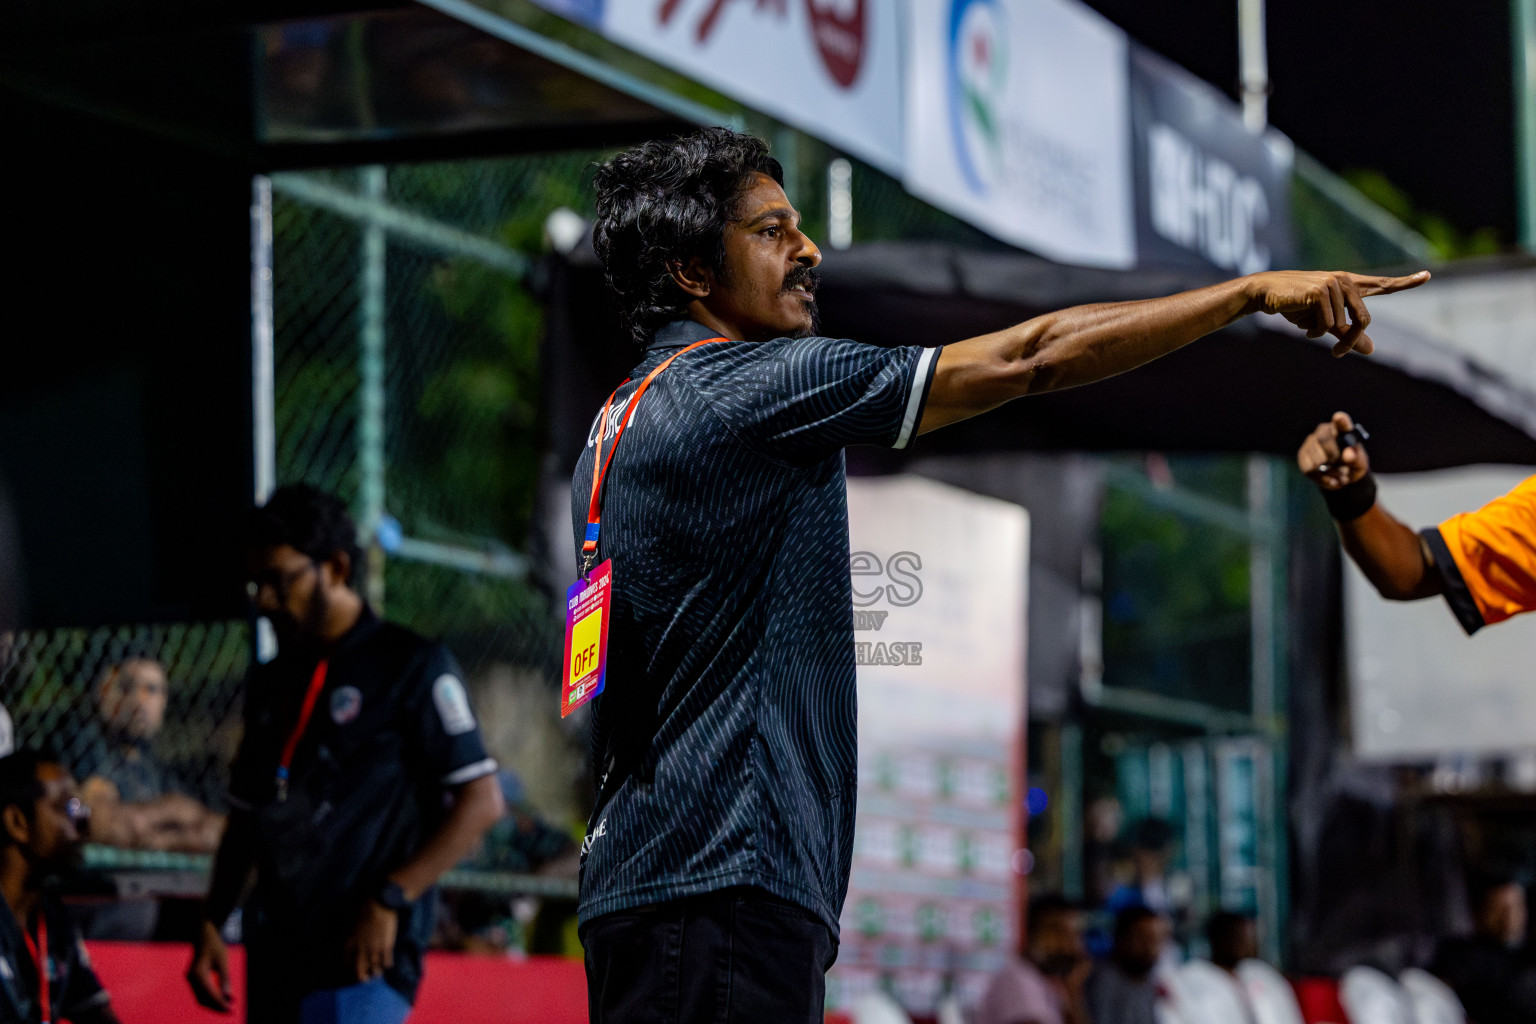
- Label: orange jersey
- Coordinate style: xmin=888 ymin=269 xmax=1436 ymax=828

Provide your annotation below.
xmin=1427 ymin=475 xmax=1536 ymax=633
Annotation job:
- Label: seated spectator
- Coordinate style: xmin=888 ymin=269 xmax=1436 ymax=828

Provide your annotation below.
xmin=975 ymin=893 xmax=1090 ymax=1024
xmin=1103 ymin=818 xmax=1190 ymax=967
xmin=1106 ymin=819 xmax=1177 ymax=915
xmin=471 ymin=770 xmax=577 ymax=877
xmin=434 ymin=769 xmax=578 ymax=955
xmin=0 ymin=749 xmax=119 ymax=1024
xmin=1084 ymin=906 xmax=1169 ymax=1024
xmin=1083 ymin=797 xmax=1124 ymax=908
xmin=78 ymin=657 xmax=223 ymax=853
xmin=1430 ymin=870 xmax=1536 ymax=1024
xmin=1207 ymin=910 xmax=1259 ymax=972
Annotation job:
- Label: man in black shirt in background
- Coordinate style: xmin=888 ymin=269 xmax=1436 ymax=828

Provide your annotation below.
xmin=187 ymin=485 xmax=504 ymax=1024
xmin=574 ymin=126 xmax=1429 ymax=1023
xmin=1431 ymin=871 xmax=1536 ymax=1024
xmin=0 ymin=749 xmax=118 ymax=1024
xmin=1084 ymin=907 xmax=1169 ymax=1024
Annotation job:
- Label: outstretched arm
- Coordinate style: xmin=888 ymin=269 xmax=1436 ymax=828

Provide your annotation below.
xmin=1297 ymin=412 xmax=1441 ymax=600
xmin=918 ymin=270 xmax=1429 ymax=434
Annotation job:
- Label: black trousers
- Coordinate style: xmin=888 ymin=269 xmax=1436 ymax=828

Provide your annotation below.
xmin=582 ymin=887 xmax=837 ymax=1024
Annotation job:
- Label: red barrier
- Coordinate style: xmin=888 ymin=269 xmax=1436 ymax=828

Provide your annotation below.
xmin=1291 ymin=975 xmax=1349 ymax=1024
xmin=84 ymin=942 xmax=588 ymax=1024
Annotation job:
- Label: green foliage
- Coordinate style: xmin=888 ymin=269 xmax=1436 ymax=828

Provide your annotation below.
xmin=272 ymin=154 xmax=618 ymax=659
xmin=381 ymin=156 xmax=600 ymax=554
xmin=1099 ymin=460 xmax=1254 ymax=712
xmin=383 ymin=558 xmax=559 ymax=673
xmin=1343 ymin=169 xmax=1502 ymax=261
xmin=270 ymin=197 xmax=364 ymax=503
xmin=1291 ymin=172 xmax=1420 ymax=270
xmin=373 ymin=158 xmax=605 ymax=646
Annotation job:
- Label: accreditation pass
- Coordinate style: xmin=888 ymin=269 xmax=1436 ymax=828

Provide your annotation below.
xmin=562 ymin=559 xmax=612 ymax=717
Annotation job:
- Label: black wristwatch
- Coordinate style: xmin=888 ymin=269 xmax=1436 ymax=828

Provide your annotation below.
xmin=376 ymin=880 xmax=410 ymax=913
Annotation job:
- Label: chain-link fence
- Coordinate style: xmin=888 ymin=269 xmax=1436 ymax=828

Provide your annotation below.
xmin=266 ymin=155 xmax=601 ymax=830
xmin=0 ymin=154 xmax=615 ymax=942
xmin=2 ymin=623 xmax=249 ymax=814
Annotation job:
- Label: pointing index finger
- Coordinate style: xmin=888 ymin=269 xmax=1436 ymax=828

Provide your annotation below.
xmin=1355 ymin=270 xmax=1431 ymax=296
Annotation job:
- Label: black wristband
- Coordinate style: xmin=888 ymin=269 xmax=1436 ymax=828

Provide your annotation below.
xmin=1321 ymin=473 xmax=1377 ymax=521
xmin=376 ymin=880 xmax=410 ymax=912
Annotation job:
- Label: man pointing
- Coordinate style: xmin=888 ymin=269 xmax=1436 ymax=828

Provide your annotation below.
xmin=575 ymin=127 xmax=1426 ymax=1024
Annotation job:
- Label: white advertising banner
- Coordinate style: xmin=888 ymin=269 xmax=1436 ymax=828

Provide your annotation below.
xmin=600 ymin=0 xmax=905 ymax=172
xmin=904 ymin=0 xmax=1135 ymax=267
xmin=835 ymin=475 xmax=1027 ymax=1016
xmin=1348 ymin=467 xmax=1536 ymax=760
xmin=847 ymin=475 xmax=1028 ymax=744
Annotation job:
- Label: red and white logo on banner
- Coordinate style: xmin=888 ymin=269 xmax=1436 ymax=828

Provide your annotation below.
xmin=807 ymin=0 xmax=866 ymax=88
xmin=655 ymin=0 xmax=867 ymax=90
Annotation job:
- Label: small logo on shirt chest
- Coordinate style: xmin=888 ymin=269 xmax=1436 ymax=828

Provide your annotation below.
xmin=330 ymin=686 xmax=363 ymax=725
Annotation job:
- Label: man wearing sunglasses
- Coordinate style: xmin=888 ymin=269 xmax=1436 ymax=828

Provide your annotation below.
xmin=0 ymin=748 xmax=118 ymax=1024
xmin=187 ymin=484 xmax=504 ymax=1024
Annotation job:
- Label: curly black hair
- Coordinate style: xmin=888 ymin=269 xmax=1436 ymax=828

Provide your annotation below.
xmin=592 ymin=128 xmax=784 ymax=348
xmin=246 ymin=484 xmax=363 ymax=585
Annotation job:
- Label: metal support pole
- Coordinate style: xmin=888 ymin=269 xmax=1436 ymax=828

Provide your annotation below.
xmin=271 ymin=174 xmax=528 ymax=275
xmin=252 ymin=178 xmax=276 ymax=507
xmin=1182 ymin=742 xmax=1213 ymax=926
xmin=1248 ymin=457 xmax=1276 ymax=732
xmin=1060 ymin=723 xmax=1084 ymax=901
xmin=828 ymin=158 xmax=854 ymax=251
xmin=1247 ymin=455 xmax=1288 ymax=965
xmin=1238 ymin=0 xmax=1269 ymax=132
xmin=1517 ymin=0 xmax=1536 ymax=250
xmin=251 ymin=176 xmax=278 ymax=664
xmin=358 ymin=166 xmax=388 ymax=610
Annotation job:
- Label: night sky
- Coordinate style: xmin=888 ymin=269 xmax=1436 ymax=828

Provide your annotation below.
xmin=1080 ymin=0 xmax=1519 ymax=242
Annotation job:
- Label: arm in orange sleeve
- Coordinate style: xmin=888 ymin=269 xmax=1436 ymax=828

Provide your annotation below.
xmin=1423 ymin=475 xmax=1536 ymax=634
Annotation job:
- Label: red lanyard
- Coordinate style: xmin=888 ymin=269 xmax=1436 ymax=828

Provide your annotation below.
xmin=22 ymin=913 xmax=47 ymax=1024
xmin=275 ymin=658 xmax=329 ymax=800
xmin=581 ymin=338 xmax=723 ymax=575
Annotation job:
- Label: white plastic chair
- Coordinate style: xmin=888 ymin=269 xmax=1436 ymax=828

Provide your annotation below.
xmin=849 ymin=990 xmax=914 ymax=1024
xmin=1236 ymin=958 xmax=1306 ymax=1024
xmin=1398 ymin=968 xmax=1466 ymax=1024
xmin=934 ymin=991 xmax=966 ymax=1024
xmin=1159 ymin=959 xmax=1251 ymax=1024
xmin=1340 ymin=965 xmax=1414 ymax=1024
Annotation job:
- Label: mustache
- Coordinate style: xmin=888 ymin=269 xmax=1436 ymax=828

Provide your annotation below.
xmin=781 ymin=266 xmax=820 ymax=295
